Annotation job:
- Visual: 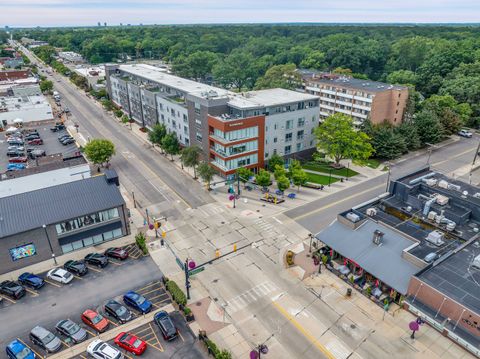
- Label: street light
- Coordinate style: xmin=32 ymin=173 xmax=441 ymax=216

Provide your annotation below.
xmin=308 ymin=233 xmax=313 ymax=253
xmin=42 ymin=224 xmax=57 ymax=265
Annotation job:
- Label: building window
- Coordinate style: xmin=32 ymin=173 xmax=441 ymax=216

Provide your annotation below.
xmin=296 ymin=143 xmax=302 ymax=152
xmin=55 ymin=208 xmax=119 ymax=235
xmin=286 ymin=120 xmax=293 ymax=130
xmin=297 ymin=118 xmax=305 ymax=127
xmin=297 ymin=130 xmax=304 ymax=140
xmin=274 ymin=124 xmax=278 ymax=130
xmin=60 ymin=228 xmax=123 ymax=254
xmin=273 ymin=137 xmax=277 ymax=143
xmin=196 ymin=132 xmax=203 ymax=141
xmin=265 ymin=153 xmax=269 ymax=158
xmin=273 ymin=149 xmax=277 ymax=155
xmin=310 ymin=140 xmax=314 ymax=146
xmin=284 ymin=146 xmax=291 ymax=155
xmin=285 ymin=133 xmax=292 ymax=142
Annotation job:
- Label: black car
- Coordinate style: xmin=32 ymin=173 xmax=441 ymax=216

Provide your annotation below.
xmin=50 ymin=124 xmax=66 ymax=132
xmin=55 ymin=319 xmax=87 ymax=344
xmin=62 ymin=138 xmax=75 ymax=145
xmin=0 ymin=280 xmax=26 ymax=299
xmin=58 ymin=134 xmax=71 ymax=141
xmin=7 ymin=150 xmax=24 ymax=157
xmin=104 ymin=300 xmax=133 ymax=324
xmin=63 ymin=260 xmax=88 ymax=276
xmin=24 ymin=134 xmax=40 ymax=141
xmin=154 ymin=311 xmax=178 ymax=341
xmin=18 ymin=272 xmax=45 ymax=290
xmin=84 ymin=253 xmax=109 ymax=268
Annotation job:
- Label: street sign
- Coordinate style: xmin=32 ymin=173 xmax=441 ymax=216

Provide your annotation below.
xmin=189 ymin=266 xmax=205 ymax=276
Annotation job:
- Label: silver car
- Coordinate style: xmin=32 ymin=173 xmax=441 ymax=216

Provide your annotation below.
xmin=55 ymin=319 xmax=87 ymax=343
xmin=29 ymin=326 xmax=62 ymax=353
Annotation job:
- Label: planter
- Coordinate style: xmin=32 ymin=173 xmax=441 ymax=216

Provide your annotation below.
xmin=186 ymin=313 xmax=195 ymax=322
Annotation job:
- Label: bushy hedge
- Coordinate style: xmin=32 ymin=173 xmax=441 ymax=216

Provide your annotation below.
xmin=135 ymin=232 xmax=148 ymax=255
xmin=166 ymin=279 xmax=187 ymax=306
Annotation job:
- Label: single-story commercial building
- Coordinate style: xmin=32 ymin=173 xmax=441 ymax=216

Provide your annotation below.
xmin=0 ymin=173 xmax=130 ymax=274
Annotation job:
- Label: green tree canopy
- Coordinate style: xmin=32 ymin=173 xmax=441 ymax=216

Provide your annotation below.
xmin=315 ymin=114 xmax=373 ymax=165
xmin=162 ymin=132 xmax=181 ymax=160
xmin=414 ymin=110 xmax=444 ymax=144
xmin=276 ymin=176 xmax=290 ymax=192
xmin=148 ymin=124 xmax=167 ymax=149
xmin=267 ymin=153 xmax=284 ymax=172
xmin=180 ymin=145 xmax=202 ymax=179
xmin=213 ymin=49 xmax=256 ymax=91
xmin=84 ymin=138 xmax=115 ymax=166
xmin=364 ymin=121 xmax=407 ymax=160
xmin=386 ymin=70 xmax=417 ymax=86
xmin=39 ymin=79 xmax=53 ymax=93
xmin=236 ymin=167 xmax=253 ymax=184
xmin=255 ymin=169 xmax=271 ymax=188
xmin=255 ymin=63 xmax=301 ymax=90
xmin=300 ymin=51 xmax=327 ymax=70
xmin=198 ymin=162 xmax=216 ymax=189
xmin=173 ymin=50 xmax=218 ymax=81
xmin=273 ymin=164 xmax=287 ymax=181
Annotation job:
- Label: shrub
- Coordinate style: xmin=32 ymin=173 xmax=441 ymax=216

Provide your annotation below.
xmin=366 ymin=287 xmax=372 ymax=296
xmin=114 ymin=109 xmax=123 ymax=118
xmin=286 ymin=250 xmax=295 ymax=266
xmin=203 ymin=339 xmax=232 ymax=359
xmin=166 ymin=280 xmax=187 ymax=306
xmin=183 ymin=307 xmax=192 ymax=316
xmin=135 ymin=232 xmax=148 ymax=255
xmin=321 ymin=255 xmax=328 ymax=265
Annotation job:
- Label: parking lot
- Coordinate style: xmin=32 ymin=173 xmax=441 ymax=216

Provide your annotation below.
xmin=0 ymin=123 xmax=78 ymax=172
xmin=0 ymin=244 xmax=177 ymax=359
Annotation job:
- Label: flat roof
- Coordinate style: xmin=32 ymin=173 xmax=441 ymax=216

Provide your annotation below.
xmin=416 ymin=240 xmax=480 ymax=314
xmin=117 ymin=64 xmax=230 ymax=98
xmin=300 ymin=69 xmax=407 ymax=93
xmin=227 ymin=88 xmax=319 ymax=109
xmin=316 ymin=218 xmax=421 ymax=294
xmin=0 ymin=175 xmax=125 ymax=238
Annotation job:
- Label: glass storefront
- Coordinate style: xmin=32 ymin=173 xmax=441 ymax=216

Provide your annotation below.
xmin=55 ymin=208 xmax=119 ymax=235
xmin=61 ymin=228 xmax=123 ymax=254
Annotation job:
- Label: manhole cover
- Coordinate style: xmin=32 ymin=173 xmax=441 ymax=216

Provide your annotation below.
xmin=213 ymin=279 xmax=219 ymax=283
xmin=350 ymin=324 xmax=356 ymax=329
xmin=196 ymin=302 xmax=202 ymax=307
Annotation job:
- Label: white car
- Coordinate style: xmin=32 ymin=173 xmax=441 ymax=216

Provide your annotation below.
xmin=458 ymin=129 xmax=473 ymax=138
xmin=87 ymin=339 xmax=123 ymax=359
xmin=46 ymin=268 xmax=74 ymax=284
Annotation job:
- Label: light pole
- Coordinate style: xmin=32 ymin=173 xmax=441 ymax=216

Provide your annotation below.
xmin=385 ymin=162 xmax=391 ymax=193
xmin=308 ymin=233 xmax=313 ymax=253
xmin=42 ymin=224 xmax=57 ymax=265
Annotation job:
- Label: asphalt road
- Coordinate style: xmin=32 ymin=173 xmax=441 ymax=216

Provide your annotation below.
xmin=0 ymin=254 xmax=163 ymax=358
xmin=285 ymin=134 xmax=480 ymax=234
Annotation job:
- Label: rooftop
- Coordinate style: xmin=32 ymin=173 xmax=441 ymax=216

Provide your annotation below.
xmin=0 ymin=93 xmax=51 ymax=112
xmin=227 ymin=88 xmax=319 ymax=109
xmin=0 ymin=174 xmax=124 ymax=238
xmin=416 ymin=240 xmax=480 ymax=314
xmin=299 ymin=69 xmax=407 ymax=93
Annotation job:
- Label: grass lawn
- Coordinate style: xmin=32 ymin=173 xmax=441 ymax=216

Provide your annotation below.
xmin=306 ymin=172 xmax=340 ymax=185
xmin=302 ymin=162 xmax=358 ymax=177
xmin=353 ymin=158 xmax=381 ymax=169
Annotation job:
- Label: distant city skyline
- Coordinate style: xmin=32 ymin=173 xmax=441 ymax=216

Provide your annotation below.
xmin=1 ymin=0 xmax=479 ymax=27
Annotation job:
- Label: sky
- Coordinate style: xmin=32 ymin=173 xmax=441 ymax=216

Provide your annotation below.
xmin=1 ymin=0 xmax=479 ymax=27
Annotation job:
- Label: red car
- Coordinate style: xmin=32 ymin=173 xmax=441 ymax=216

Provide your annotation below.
xmin=81 ymin=309 xmax=109 ymax=333
xmin=27 ymin=139 xmax=43 ymax=145
xmin=104 ymin=247 xmax=129 ymax=260
xmin=114 ymin=332 xmax=147 ymax=355
xmin=8 ymin=156 xmax=27 ymax=163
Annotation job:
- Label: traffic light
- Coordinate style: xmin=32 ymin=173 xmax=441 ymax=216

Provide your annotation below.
xmin=154 ymin=221 xmax=160 ymax=229
xmin=233 ymin=244 xmax=237 ymax=252
xmin=215 ymin=249 xmax=220 ymax=258
xmin=161 ymin=230 xmax=166 ymax=238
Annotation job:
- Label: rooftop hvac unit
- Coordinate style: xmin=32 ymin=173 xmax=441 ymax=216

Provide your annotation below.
xmin=447 ymin=183 xmax=461 ymax=192
xmin=346 ymin=212 xmax=360 ymax=223
xmin=366 ymin=208 xmax=377 ymax=217
xmin=424 ymin=178 xmax=437 ymax=186
xmin=426 ymin=230 xmax=445 ymax=246
xmin=446 ymin=222 xmax=456 ymax=231
xmin=436 ymin=195 xmax=449 ymax=206
xmin=474 ymin=193 xmax=480 ymax=199
xmin=372 ymin=230 xmax=384 ymax=245
xmin=472 ymin=254 xmax=480 ymax=270
xmin=428 ymin=211 xmax=437 ymax=220
xmin=438 ymin=180 xmax=449 ymax=189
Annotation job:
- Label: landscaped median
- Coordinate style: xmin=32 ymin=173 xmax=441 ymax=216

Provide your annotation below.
xmin=48 ymin=303 xmax=175 ymax=359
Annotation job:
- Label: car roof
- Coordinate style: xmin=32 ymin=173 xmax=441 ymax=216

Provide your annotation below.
xmin=155 ymin=310 xmax=168 ymax=319
xmin=52 ymin=268 xmax=68 ymax=275
xmin=31 ymin=326 xmax=50 ymax=337
xmin=7 ymin=339 xmax=27 ymax=353
xmin=83 ymin=309 xmax=98 ymax=318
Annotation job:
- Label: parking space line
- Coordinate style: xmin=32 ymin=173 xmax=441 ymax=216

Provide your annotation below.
xmin=136 ymin=282 xmax=162 ymax=293
xmin=132 ymin=327 xmax=151 ymax=336
xmin=17 ymin=338 xmax=43 ymax=359
xmin=146 ymin=293 xmax=169 ymax=301
xmin=151 ymin=299 xmax=171 ymax=307
xmin=151 ymin=302 xmax=160 ymax=309
xmin=108 ymin=319 xmax=119 ymax=327
xmin=108 ymin=260 xmax=122 ymax=266
xmin=138 ymin=287 xmax=164 ymax=296
xmin=80 ymin=355 xmax=87 ymax=359
xmin=0 ymin=294 xmax=16 ymax=304
xmin=44 ymin=279 xmax=61 ymax=287
xmin=73 ymin=275 xmax=84 ymax=280
xmin=85 ymin=328 xmax=96 ymax=337
xmin=61 ymin=339 xmax=70 ymax=347
xmin=86 ymin=265 xmax=102 ymax=272
xmin=149 ymin=323 xmax=164 ymax=352
xmin=178 ymin=330 xmax=185 ymax=342
xmin=25 ymin=288 xmax=39 ymax=296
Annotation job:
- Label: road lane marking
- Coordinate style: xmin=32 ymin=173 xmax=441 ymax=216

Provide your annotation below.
xmin=292 ymin=183 xmax=385 ymax=221
xmin=25 ymin=288 xmax=39 ymax=296
xmin=149 ymin=323 xmax=164 ymax=352
xmin=17 ymin=338 xmax=43 ymax=359
xmin=432 ymin=147 xmax=475 ymax=166
xmin=272 ymin=301 xmax=336 ymax=359
xmin=44 ymin=279 xmax=61 ymax=287
xmin=0 ymin=295 xmax=16 ymax=304
xmin=178 ymin=330 xmax=185 ymax=342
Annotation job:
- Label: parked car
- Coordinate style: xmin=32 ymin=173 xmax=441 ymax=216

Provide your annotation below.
xmin=123 ymin=291 xmax=152 ymax=314
xmin=81 ymin=309 xmax=109 ymax=333
xmin=104 ymin=247 xmax=129 ymax=260
xmin=154 ymin=311 xmax=178 ymax=341
xmin=46 ymin=268 xmax=73 ymax=284
xmin=6 ymin=140 xmax=24 ymax=146
xmin=87 ymin=339 xmax=123 ymax=359
xmin=114 ymin=332 xmax=147 ymax=356
xmin=6 ymin=339 xmax=36 ymax=359
xmin=104 ymin=300 xmax=132 ymax=324
xmin=84 ymin=253 xmax=109 ymax=268
xmin=0 ymin=281 xmax=26 ymax=299
xmin=29 ymin=326 xmax=62 ymax=353
xmin=18 ymin=272 xmax=44 ymax=290
xmin=58 ymin=134 xmax=72 ymax=141
xmin=50 ymin=124 xmax=65 ymax=132
xmin=61 ymin=138 xmax=75 ymax=145
xmin=27 ymin=139 xmax=43 ymax=145
xmin=458 ymin=129 xmax=473 ymax=138
xmin=6 ymin=150 xmax=24 ymax=157
xmin=7 ymin=163 xmax=26 ymax=171
xmin=28 ymin=149 xmax=46 ymax=159
xmin=63 ymin=260 xmax=88 ymax=276
xmin=55 ymin=319 xmax=87 ymax=344
xmin=24 ymin=134 xmax=40 ymax=141
xmin=8 ymin=156 xmax=28 ymax=163
xmin=24 ymin=129 xmax=39 ymax=135
xmin=64 ymin=107 xmax=70 ymax=113
xmin=7 ymin=146 xmax=24 ymax=152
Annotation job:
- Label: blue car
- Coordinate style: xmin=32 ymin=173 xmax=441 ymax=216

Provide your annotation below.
xmin=6 ymin=339 xmax=36 ymax=359
xmin=18 ymin=273 xmax=44 ymax=290
xmin=123 ymin=291 xmax=152 ymax=313
xmin=7 ymin=163 xmax=26 ymax=171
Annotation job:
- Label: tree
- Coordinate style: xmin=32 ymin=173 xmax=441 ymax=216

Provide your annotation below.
xmin=148 ymin=124 xmax=167 ymax=151
xmin=300 ymin=51 xmax=327 ymax=70
xmin=267 ymin=153 xmax=284 ymax=172
xmin=180 ymin=146 xmax=202 ymax=179
xmin=173 ymin=51 xmax=218 ymax=81
xmin=84 ymin=139 xmax=115 ymax=167
xmin=287 ymin=159 xmax=302 ymax=179
xmin=315 ymin=113 xmax=373 ymax=165
xmin=370 ymin=124 xmax=407 ymax=160
xmin=423 ymin=94 xmax=471 ymax=135
xmin=396 ymin=121 xmax=421 ymax=150
xmin=236 ymin=167 xmax=253 ymax=187
xmin=198 ymin=162 xmax=215 ymax=189
xmin=291 ymin=168 xmax=308 ymax=191
xmin=273 ymin=164 xmax=287 ymax=181
xmin=212 ymin=50 xmax=256 ymax=90
xmin=386 ymin=70 xmax=417 ymax=86
xmin=39 ymin=79 xmax=53 ymax=93
xmin=162 ymin=133 xmax=180 ymax=161
xmin=414 ymin=110 xmax=444 ymax=144
xmin=276 ymin=176 xmax=290 ymax=193
xmin=255 ymin=64 xmax=301 ymax=90
xmin=255 ymin=169 xmax=271 ymax=188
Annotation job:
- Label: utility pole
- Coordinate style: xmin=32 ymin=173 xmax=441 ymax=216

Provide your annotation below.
xmin=184 ymin=258 xmax=191 ymax=300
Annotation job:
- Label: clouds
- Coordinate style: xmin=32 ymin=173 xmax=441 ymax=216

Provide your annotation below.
xmin=1 ymin=0 xmax=479 ymax=27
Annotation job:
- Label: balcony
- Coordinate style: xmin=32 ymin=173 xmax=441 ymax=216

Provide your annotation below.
xmin=209 ymin=133 xmax=257 ymax=145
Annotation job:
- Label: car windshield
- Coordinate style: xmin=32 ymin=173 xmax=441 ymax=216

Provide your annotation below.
xmin=132 ymin=339 xmax=143 ymax=348
xmin=63 ymin=272 xmax=72 ymax=279
xmin=135 ymin=295 xmax=146 ymax=305
xmin=42 ymin=332 xmax=55 ymax=344
xmin=116 ymin=306 xmax=127 ymax=316
xmin=16 ymin=347 xmax=33 ymax=359
xmin=92 ymin=315 xmax=103 ymax=324
xmin=66 ymin=322 xmax=80 ymax=334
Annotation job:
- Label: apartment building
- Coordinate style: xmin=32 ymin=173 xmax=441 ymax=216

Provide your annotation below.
xmin=105 ymin=64 xmax=320 ymax=176
xmin=300 ymin=71 xmax=408 ymax=126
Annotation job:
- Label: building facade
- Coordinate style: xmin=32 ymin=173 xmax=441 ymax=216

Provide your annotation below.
xmin=301 ymin=71 xmax=408 ymax=126
xmin=105 ymin=64 xmax=320 ymax=176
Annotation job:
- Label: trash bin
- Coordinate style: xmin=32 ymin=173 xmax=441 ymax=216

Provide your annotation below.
xmin=346 ymin=288 xmax=352 ymax=296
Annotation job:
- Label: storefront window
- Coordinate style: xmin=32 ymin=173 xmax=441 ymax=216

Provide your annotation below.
xmin=55 ymin=208 xmax=120 ymax=235
xmin=60 ymin=227 xmax=124 ymax=254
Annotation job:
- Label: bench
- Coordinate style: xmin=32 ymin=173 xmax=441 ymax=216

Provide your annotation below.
xmin=303 ymin=182 xmax=324 ymax=190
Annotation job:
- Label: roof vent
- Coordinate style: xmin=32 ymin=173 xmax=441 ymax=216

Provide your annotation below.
xmin=373 ymin=230 xmax=384 ymax=245
xmin=426 ymin=230 xmax=445 ymax=246
xmin=346 ymin=212 xmax=360 ymax=223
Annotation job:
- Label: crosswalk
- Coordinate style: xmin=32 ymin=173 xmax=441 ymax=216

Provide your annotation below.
xmin=199 ymin=204 xmax=225 ymax=216
xmin=226 ymin=281 xmax=278 ymax=314
xmin=254 ymin=218 xmax=274 ymax=232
